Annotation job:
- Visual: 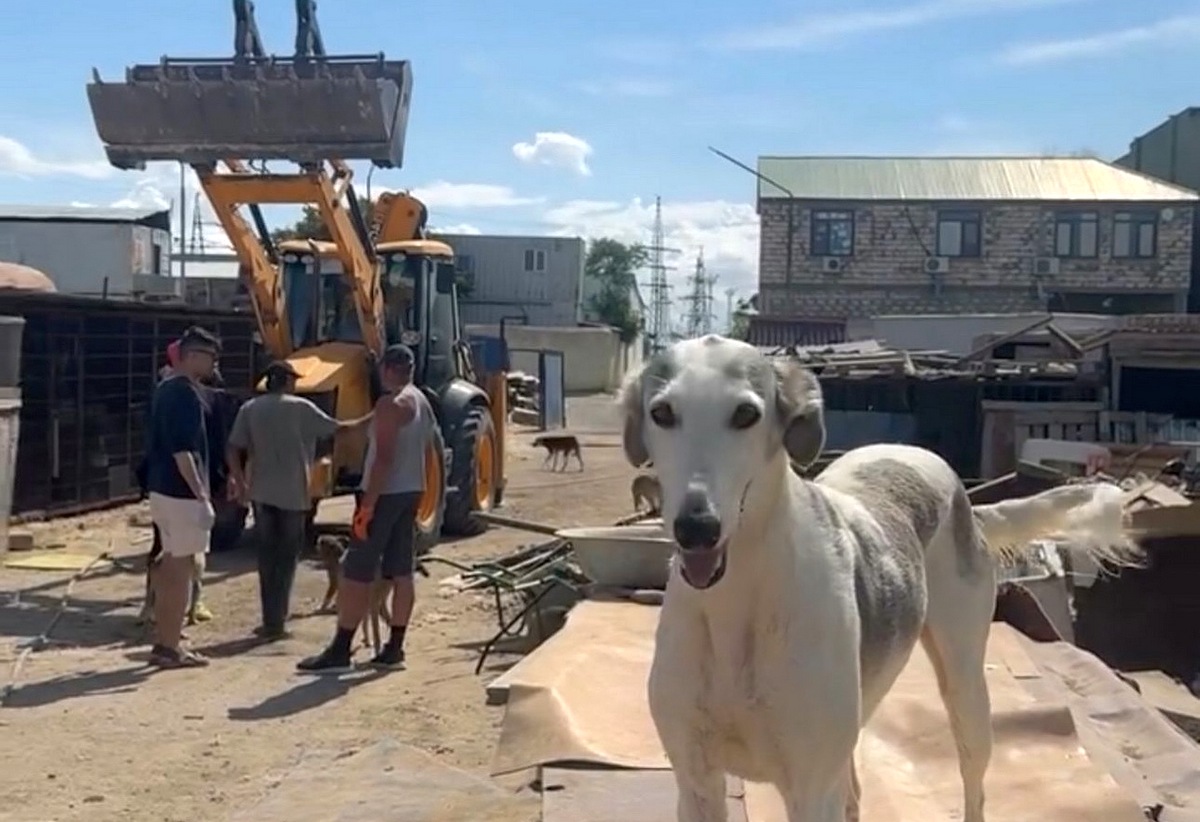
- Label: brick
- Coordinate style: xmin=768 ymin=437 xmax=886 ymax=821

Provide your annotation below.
xmin=758 ymin=200 xmax=1193 ymax=318
xmin=8 ymin=529 xmax=34 ymax=552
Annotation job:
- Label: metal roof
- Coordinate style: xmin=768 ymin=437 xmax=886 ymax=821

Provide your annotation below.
xmin=755 ymin=156 xmax=1200 ymax=203
xmin=0 ymin=204 xmax=171 ymax=223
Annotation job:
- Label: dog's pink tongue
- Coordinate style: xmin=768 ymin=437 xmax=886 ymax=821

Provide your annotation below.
xmin=680 ymin=550 xmax=722 ymax=587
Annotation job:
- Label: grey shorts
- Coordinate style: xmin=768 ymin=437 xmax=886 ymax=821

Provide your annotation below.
xmin=342 ymin=492 xmax=421 ymax=583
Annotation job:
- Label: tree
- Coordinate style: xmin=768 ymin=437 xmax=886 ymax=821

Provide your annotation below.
xmin=586 ymin=238 xmax=648 ymax=344
xmin=728 ymin=297 xmax=753 ymax=341
xmin=271 ymin=196 xmax=376 ymax=242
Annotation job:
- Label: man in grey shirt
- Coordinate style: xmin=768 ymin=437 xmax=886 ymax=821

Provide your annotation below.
xmin=226 ymin=360 xmax=370 ymax=640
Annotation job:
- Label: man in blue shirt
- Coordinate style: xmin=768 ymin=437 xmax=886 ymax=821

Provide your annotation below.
xmin=146 ymin=326 xmax=221 ymax=668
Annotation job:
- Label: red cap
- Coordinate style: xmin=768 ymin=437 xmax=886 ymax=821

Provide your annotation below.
xmin=166 ymin=339 xmax=181 ymax=368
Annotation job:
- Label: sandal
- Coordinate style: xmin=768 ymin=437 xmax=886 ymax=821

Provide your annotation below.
xmin=149 ymin=645 xmax=209 ymax=668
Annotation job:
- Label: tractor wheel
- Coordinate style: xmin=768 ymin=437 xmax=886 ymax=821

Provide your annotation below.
xmin=414 ymin=425 xmax=447 ymax=556
xmin=443 ymin=404 xmax=497 ymax=537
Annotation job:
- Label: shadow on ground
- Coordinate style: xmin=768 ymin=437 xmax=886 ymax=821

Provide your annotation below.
xmin=2 ymin=663 xmax=155 ymax=708
xmin=227 ymin=669 xmax=387 ymax=721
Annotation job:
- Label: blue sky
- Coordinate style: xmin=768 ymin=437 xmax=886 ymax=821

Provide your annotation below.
xmin=0 ymin=0 xmax=1197 ymax=304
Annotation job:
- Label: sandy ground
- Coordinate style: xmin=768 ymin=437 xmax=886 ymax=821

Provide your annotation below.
xmin=0 ymin=396 xmax=634 ymax=822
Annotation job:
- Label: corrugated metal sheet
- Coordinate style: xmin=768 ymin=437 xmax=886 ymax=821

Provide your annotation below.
xmin=756 ymin=157 xmax=1200 ymax=202
xmin=747 ymin=316 xmax=846 ymax=348
xmin=0 ymin=204 xmax=171 ymax=223
xmin=444 ymin=233 xmax=584 ymax=328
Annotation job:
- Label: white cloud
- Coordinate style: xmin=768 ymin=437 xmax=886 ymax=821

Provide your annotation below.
xmin=922 ymin=114 xmax=1040 ymax=155
xmin=576 ymin=78 xmax=675 ymax=98
xmin=431 ymin=223 xmax=483 ymax=235
xmin=994 ymin=14 xmax=1200 ymax=66
xmin=539 ymin=197 xmax=760 ymax=303
xmin=714 ymin=0 xmax=1085 ymax=51
xmin=98 ymin=163 xmax=235 ymax=252
xmin=409 ymin=181 xmax=542 ymax=209
xmin=0 ymin=135 xmax=113 ymax=180
xmin=512 ymin=132 xmax=594 ymax=177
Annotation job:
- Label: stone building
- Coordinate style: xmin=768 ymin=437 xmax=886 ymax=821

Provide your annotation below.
xmin=755 ymin=156 xmax=1198 ymax=320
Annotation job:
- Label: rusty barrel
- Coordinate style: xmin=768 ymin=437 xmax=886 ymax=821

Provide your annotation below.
xmin=87 ymin=55 xmax=413 ymax=169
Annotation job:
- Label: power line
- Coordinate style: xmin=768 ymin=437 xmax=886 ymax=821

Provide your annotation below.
xmin=638 ymin=195 xmax=679 ymax=353
xmin=681 ymin=246 xmax=719 ymax=338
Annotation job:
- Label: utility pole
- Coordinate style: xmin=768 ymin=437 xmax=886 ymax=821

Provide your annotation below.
xmin=681 ymin=247 xmax=718 ymax=338
xmin=725 ymin=287 xmax=737 ymax=334
xmin=177 ymin=161 xmax=187 ymax=282
xmin=639 ymin=196 xmax=680 ymax=353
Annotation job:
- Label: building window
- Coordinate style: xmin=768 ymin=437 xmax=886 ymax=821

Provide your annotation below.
xmin=935 ymin=210 xmax=982 ymax=257
xmin=810 ymin=210 xmax=854 ymax=256
xmin=524 ymin=249 xmax=547 ymax=272
xmin=1113 ymin=211 xmax=1158 ymax=259
xmin=1054 ymin=211 xmax=1098 ymax=258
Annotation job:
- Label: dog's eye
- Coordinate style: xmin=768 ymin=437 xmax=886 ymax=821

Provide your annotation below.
xmin=649 ymin=403 xmax=677 ymax=428
xmin=730 ymin=402 xmax=761 ymax=430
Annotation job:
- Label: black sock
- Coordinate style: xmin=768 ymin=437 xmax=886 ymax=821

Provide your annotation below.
xmin=330 ymin=626 xmax=355 ymax=656
xmin=386 ymin=624 xmax=407 ymax=651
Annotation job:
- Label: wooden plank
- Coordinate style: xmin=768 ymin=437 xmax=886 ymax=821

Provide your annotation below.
xmin=980 ymin=400 xmax=1105 ymax=412
xmin=541 ymin=768 xmax=747 ymax=822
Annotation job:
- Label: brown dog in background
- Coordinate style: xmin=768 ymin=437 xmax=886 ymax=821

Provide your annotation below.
xmin=533 ymin=433 xmax=584 ymax=472
xmin=315 ymin=534 xmax=391 ymax=654
xmin=631 ymin=473 xmax=662 ymax=515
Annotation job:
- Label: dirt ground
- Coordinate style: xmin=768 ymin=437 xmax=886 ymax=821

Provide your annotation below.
xmin=0 ymin=396 xmax=636 ymax=822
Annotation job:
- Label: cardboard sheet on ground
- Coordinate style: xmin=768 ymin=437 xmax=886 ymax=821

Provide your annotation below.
xmin=493 ymin=599 xmax=1147 ymax=821
xmin=233 ymin=738 xmax=536 ymax=822
xmin=3 ymin=551 xmax=103 ymax=571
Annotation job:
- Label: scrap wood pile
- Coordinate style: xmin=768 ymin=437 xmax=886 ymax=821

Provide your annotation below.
xmin=768 ymin=315 xmax=1108 ymax=379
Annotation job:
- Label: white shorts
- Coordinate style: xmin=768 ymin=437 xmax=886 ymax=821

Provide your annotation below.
xmin=149 ymin=492 xmax=211 ymax=558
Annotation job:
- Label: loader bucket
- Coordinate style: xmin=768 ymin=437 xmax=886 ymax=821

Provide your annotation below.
xmin=87 ymin=56 xmax=413 ymax=170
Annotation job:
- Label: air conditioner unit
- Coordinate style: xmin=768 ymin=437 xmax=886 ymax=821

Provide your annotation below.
xmin=821 ymin=256 xmax=844 ymax=273
xmin=1033 ymin=257 xmax=1060 ymax=276
xmin=924 ymin=257 xmax=950 ymax=274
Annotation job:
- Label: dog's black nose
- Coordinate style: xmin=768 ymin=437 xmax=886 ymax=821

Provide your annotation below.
xmin=673 ymin=488 xmax=722 ymax=551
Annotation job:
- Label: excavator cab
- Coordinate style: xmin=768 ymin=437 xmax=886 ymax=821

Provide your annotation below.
xmin=377 ymin=240 xmax=465 ymax=390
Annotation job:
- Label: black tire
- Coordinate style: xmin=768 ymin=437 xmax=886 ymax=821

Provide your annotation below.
xmin=415 ymin=424 xmax=447 ymax=556
xmin=443 ymin=404 xmax=495 ymax=537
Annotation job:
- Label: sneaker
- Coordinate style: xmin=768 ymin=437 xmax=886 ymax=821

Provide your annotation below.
xmin=369 ymin=644 xmax=406 ymax=671
xmin=188 ymin=602 xmax=215 ymax=623
xmin=296 ymin=646 xmax=353 ymax=675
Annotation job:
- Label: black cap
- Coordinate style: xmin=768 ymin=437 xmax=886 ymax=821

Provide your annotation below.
xmin=265 ymin=360 xmax=301 ymax=378
xmin=381 ymin=344 xmax=414 ymax=368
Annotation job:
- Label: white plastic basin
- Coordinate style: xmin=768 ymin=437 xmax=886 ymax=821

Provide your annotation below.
xmin=558 ymin=524 xmax=674 ymax=590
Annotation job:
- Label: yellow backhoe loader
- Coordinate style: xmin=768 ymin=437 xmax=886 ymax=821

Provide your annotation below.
xmin=86 ymin=0 xmax=505 ymax=545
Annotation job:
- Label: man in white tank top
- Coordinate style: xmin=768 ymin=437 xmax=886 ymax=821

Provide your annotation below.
xmin=298 ymin=344 xmax=435 ymax=673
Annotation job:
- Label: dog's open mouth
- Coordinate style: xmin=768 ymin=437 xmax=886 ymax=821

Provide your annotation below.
xmin=677 ymin=546 xmax=728 ymax=589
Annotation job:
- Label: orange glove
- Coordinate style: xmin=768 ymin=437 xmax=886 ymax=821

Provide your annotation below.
xmin=352 ymin=501 xmax=375 ymax=541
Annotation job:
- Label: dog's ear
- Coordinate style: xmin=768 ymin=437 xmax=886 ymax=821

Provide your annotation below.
xmin=773 ymin=358 xmax=825 ymax=467
xmin=617 ymin=365 xmax=650 ymax=468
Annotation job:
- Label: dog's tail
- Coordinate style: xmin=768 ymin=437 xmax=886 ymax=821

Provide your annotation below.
xmin=972 ymin=482 xmax=1144 ymax=570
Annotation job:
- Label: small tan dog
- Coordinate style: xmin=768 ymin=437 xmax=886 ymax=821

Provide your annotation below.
xmin=315 ymin=534 xmax=391 ymax=654
xmin=631 ymin=473 xmax=662 ymax=515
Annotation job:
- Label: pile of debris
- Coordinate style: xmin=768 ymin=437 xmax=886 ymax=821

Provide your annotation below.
xmin=506 ymin=371 xmax=540 ymax=426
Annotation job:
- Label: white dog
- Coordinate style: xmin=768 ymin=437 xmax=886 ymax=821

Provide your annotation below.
xmin=619 ymin=336 xmax=1141 ymax=822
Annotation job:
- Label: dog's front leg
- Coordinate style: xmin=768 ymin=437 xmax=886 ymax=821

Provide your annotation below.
xmin=844 ymin=759 xmax=861 ymax=822
xmin=674 ymin=768 xmax=727 ymax=822
xmin=784 ymin=787 xmax=846 ymax=822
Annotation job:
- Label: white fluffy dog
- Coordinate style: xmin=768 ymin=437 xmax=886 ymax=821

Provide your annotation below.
xmin=619 ymin=336 xmax=1140 ymax=822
